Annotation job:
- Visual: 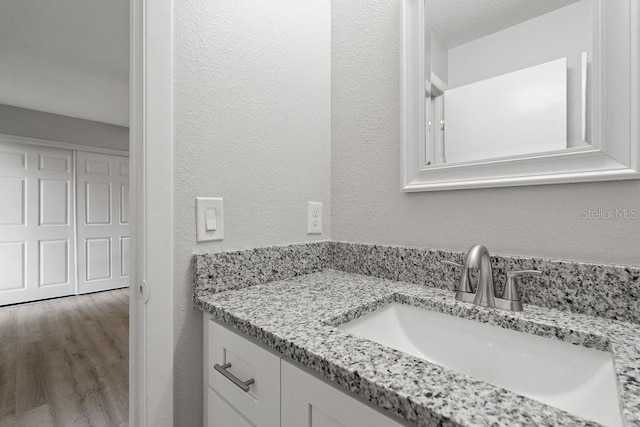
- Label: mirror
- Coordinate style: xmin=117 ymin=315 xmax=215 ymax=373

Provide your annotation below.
xmin=400 ymin=0 xmax=639 ymax=191
xmin=426 ymin=0 xmax=594 ymax=166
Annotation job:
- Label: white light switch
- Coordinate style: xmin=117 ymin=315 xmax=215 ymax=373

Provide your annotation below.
xmin=205 ymin=207 xmax=217 ymax=231
xmin=196 ymin=197 xmax=223 ymax=242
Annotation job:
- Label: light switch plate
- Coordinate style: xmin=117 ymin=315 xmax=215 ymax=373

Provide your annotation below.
xmin=196 ymin=197 xmax=224 ymax=242
xmin=307 ymin=202 xmax=323 ymax=234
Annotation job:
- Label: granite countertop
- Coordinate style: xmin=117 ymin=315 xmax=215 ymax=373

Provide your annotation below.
xmin=194 ymin=269 xmax=640 ymax=427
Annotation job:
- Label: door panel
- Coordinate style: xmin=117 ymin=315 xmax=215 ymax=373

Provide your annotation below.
xmin=76 ymin=151 xmax=129 ymax=293
xmin=120 ymin=184 xmax=130 ymax=223
xmin=0 ymin=242 xmax=25 ymax=290
xmin=84 ymin=157 xmax=111 ymax=175
xmin=86 ymin=182 xmax=111 ymax=224
xmin=39 ymin=179 xmax=69 ymax=225
xmin=86 ymin=237 xmax=112 ymax=281
xmin=39 ymin=239 xmax=69 ymax=286
xmin=38 ymin=154 xmax=70 ymax=172
xmin=120 ymin=236 xmax=130 ymax=277
xmin=0 ymin=177 xmax=25 ymax=225
xmin=0 ymin=141 xmax=75 ymax=305
xmin=0 ymin=150 xmax=26 ymax=169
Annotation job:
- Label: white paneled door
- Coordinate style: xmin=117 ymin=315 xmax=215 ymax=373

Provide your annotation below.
xmin=0 ymin=141 xmax=75 ymax=305
xmin=76 ymin=151 xmax=129 ymax=294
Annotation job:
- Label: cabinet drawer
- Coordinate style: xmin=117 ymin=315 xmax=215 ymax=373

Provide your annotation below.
xmin=206 ymin=318 xmax=280 ymax=427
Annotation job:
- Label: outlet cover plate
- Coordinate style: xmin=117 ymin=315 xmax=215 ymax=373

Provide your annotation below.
xmin=307 ymin=202 xmax=323 ymax=234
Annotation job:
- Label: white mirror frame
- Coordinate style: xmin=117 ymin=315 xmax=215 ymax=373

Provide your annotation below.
xmin=401 ymin=0 xmax=640 ymax=191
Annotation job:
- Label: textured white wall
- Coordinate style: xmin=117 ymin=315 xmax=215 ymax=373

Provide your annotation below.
xmin=174 ymin=0 xmax=331 ymax=424
xmin=447 ymin=0 xmax=591 ymax=88
xmin=430 ymin=31 xmax=448 ymax=85
xmin=430 ymin=0 xmax=581 ymax=49
xmin=331 ymin=0 xmax=640 ymax=267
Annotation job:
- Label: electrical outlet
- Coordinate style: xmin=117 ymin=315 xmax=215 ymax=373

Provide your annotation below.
xmin=307 ymin=202 xmax=323 ymax=234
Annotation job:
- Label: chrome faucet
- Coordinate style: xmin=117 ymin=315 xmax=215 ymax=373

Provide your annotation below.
xmin=442 ymin=244 xmax=542 ymax=312
xmin=464 ymin=244 xmax=495 ymax=308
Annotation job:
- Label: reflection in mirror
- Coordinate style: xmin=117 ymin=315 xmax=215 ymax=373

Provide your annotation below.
xmin=425 ymin=0 xmax=594 ymax=166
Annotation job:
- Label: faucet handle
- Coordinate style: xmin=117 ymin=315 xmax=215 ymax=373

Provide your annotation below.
xmin=503 ymin=270 xmax=542 ymax=301
xmin=440 ymin=260 xmax=472 ymax=293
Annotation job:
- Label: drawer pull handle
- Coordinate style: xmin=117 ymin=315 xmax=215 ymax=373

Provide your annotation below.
xmin=214 ymin=363 xmax=255 ymax=392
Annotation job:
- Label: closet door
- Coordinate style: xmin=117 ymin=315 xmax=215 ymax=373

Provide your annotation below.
xmin=0 ymin=141 xmax=75 ymax=305
xmin=76 ymin=151 xmax=129 ymax=294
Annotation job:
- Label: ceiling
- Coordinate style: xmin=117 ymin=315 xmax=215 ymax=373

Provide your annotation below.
xmin=431 ymin=0 xmax=584 ymax=48
xmin=0 ymin=0 xmax=585 ymax=126
xmin=0 ymin=0 xmax=129 ymax=126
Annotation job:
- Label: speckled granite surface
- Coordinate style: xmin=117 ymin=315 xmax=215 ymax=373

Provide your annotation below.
xmin=329 ymin=242 xmax=640 ymax=325
xmin=195 ymin=270 xmax=640 ymax=427
xmin=194 ymin=241 xmax=640 ymax=323
xmin=193 ymin=241 xmax=331 ymax=296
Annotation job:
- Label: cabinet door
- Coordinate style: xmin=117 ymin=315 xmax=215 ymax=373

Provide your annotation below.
xmin=281 ymin=360 xmax=404 ymax=427
xmin=0 ymin=141 xmax=75 ymax=305
xmin=76 ymin=151 xmax=129 ymax=293
xmin=207 ymin=387 xmax=254 ymax=427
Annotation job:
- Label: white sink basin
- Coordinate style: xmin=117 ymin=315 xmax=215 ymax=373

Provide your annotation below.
xmin=338 ymin=303 xmax=622 ymax=426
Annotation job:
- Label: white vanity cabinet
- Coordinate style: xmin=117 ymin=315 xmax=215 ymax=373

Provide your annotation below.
xmin=204 ymin=319 xmax=281 ymax=427
xmin=204 ymin=317 xmax=405 ymax=427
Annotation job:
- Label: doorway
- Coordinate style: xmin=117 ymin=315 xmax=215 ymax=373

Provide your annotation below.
xmin=1 ymin=1 xmax=176 ymax=425
xmin=0 ymin=0 xmax=132 ymax=425
xmin=0 ymin=142 xmax=131 ymax=426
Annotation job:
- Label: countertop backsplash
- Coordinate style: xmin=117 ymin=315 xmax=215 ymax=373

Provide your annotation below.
xmin=193 ymin=241 xmax=640 ymax=324
xmin=193 ymin=241 xmax=332 ymax=296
